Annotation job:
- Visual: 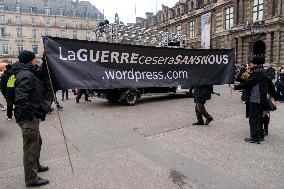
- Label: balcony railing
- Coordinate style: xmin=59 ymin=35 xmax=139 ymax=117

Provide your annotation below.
xmin=0 ymin=50 xmax=42 ymax=58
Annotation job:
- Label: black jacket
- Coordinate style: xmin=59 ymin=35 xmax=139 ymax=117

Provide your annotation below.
xmin=13 ymin=63 xmax=49 ymax=122
xmin=0 ymin=64 xmax=13 ymax=98
xmin=235 ymin=65 xmax=278 ymax=105
xmin=193 ymin=85 xmax=212 ymax=103
xmin=266 ymin=67 xmax=276 ymax=81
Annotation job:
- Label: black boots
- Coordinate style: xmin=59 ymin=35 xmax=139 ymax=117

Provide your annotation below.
xmin=244 ymin=137 xmax=261 ymax=144
xmin=26 ymin=177 xmax=49 ymax=187
xmin=263 ymin=115 xmax=270 ymax=136
xmin=204 ymin=117 xmax=213 ymax=125
xmin=38 ymin=165 xmax=49 ymax=172
xmin=192 ymin=121 xmax=204 ymax=125
xmin=193 ymin=117 xmax=213 ymax=126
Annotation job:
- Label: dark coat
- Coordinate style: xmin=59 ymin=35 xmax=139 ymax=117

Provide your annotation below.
xmin=235 ymin=65 xmax=278 ymax=105
xmin=13 ymin=63 xmax=49 ymax=122
xmin=266 ymin=67 xmax=276 ymax=81
xmin=193 ymin=85 xmax=212 ymax=103
xmin=0 ymin=64 xmax=13 ymax=98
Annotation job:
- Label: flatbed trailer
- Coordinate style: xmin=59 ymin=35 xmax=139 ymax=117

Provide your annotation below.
xmin=95 ymin=86 xmax=192 ymax=106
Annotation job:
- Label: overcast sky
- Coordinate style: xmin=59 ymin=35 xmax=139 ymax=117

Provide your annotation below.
xmin=89 ymin=0 xmax=177 ymax=23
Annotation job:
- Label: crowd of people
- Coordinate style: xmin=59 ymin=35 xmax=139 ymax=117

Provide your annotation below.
xmin=0 ymin=51 xmax=87 ymax=187
xmin=233 ymin=57 xmax=281 ymax=144
xmin=0 ymin=52 xmax=283 ymax=187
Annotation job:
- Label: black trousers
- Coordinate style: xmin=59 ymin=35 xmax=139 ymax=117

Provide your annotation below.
xmin=6 ymin=88 xmax=14 ymax=119
xmin=249 ymin=103 xmax=263 ymax=139
xmin=76 ymin=89 xmax=89 ymax=101
xmin=62 ymin=90 xmax=69 ymax=100
xmin=195 ymin=102 xmax=212 ymax=122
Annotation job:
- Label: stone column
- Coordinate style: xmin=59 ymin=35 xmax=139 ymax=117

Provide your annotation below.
xmin=273 ymin=31 xmax=281 ymax=66
xmin=280 ymin=32 xmax=284 ymax=66
xmin=243 ymin=38 xmax=251 ymax=64
xmin=237 ymin=37 xmax=243 ymax=64
xmin=278 ymin=0 xmax=283 ymax=16
xmin=265 ymin=32 xmax=272 ymax=65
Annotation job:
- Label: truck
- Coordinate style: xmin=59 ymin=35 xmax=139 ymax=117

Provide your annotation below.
xmin=94 ymin=86 xmax=192 ymax=106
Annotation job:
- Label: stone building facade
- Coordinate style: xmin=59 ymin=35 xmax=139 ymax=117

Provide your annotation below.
xmin=0 ymin=0 xmax=103 ymax=63
xmin=139 ymin=0 xmax=284 ymax=66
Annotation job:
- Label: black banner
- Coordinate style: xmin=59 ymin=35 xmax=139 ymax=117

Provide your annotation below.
xmin=43 ymin=37 xmax=235 ymax=90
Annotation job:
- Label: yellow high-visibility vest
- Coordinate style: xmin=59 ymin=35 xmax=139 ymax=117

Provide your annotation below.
xmin=7 ymin=74 xmax=15 ymax=88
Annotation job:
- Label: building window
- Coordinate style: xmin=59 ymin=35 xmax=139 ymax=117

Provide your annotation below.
xmin=16 ymin=16 xmax=21 ymax=24
xmin=31 ymin=17 xmax=36 ymax=25
xmin=31 ymin=6 xmax=36 ymax=14
xmin=16 ymin=5 xmax=21 ymax=13
xmin=84 ymin=21 xmax=89 ymax=28
xmin=59 ymin=7 xmax=63 ymax=16
xmin=189 ymin=20 xmax=195 ymax=38
xmin=16 ymin=28 xmax=22 ymax=37
xmin=73 ymin=31 xmax=77 ymax=39
xmin=176 ymin=25 xmax=181 ymax=35
xmin=253 ymin=0 xmax=263 ymax=22
xmin=45 ymin=29 xmax=50 ymax=36
xmin=0 ymin=3 xmax=4 ymax=11
xmin=60 ymin=30 xmax=65 ymax=38
xmin=32 ymin=29 xmax=37 ymax=39
xmin=45 ymin=18 xmax=51 ymax=26
xmin=32 ymin=45 xmax=38 ymax=54
xmin=45 ymin=8 xmax=50 ymax=15
xmin=72 ymin=20 xmax=76 ymax=28
xmin=1 ymin=44 xmax=8 ymax=55
xmin=59 ymin=19 xmax=64 ymax=28
xmin=197 ymin=0 xmax=204 ymax=8
xmin=72 ymin=11 xmax=76 ymax=17
xmin=0 ymin=15 xmax=4 ymax=22
xmin=17 ymin=44 xmax=24 ymax=53
xmin=0 ymin=27 xmax=6 ymax=36
xmin=86 ymin=32 xmax=91 ymax=41
xmin=225 ymin=7 xmax=234 ymax=30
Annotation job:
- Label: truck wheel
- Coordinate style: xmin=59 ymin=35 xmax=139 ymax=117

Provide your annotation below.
xmin=123 ymin=90 xmax=139 ymax=106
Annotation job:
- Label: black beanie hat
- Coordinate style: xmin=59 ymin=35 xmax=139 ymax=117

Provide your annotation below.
xmin=250 ymin=56 xmax=264 ymax=65
xmin=18 ymin=50 xmax=36 ymax=64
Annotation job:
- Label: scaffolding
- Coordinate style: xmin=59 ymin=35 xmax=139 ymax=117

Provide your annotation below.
xmin=91 ymin=22 xmax=188 ymax=48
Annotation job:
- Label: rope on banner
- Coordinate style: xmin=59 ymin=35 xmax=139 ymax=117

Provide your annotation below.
xmin=44 ymin=55 xmax=75 ymax=174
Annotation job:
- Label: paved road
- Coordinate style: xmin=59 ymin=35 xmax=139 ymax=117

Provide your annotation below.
xmin=0 ymin=85 xmax=284 ymax=189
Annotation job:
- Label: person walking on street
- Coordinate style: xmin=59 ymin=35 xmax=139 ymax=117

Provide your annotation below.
xmin=233 ymin=56 xmax=278 ymax=144
xmin=13 ymin=50 xmax=49 ymax=187
xmin=192 ymin=85 xmax=214 ymax=125
xmin=0 ymin=64 xmax=15 ymax=120
xmin=76 ymin=89 xmax=91 ymax=103
xmin=62 ymin=90 xmax=69 ymax=101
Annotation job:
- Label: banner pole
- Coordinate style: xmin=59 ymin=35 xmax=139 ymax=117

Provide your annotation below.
xmin=44 ymin=55 xmax=75 ymax=174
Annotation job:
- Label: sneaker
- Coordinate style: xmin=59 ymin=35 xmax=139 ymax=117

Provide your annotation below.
xmin=7 ymin=117 xmax=12 ymax=121
xmin=204 ymin=117 xmax=213 ymax=125
xmin=1 ymin=107 xmax=6 ymax=111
